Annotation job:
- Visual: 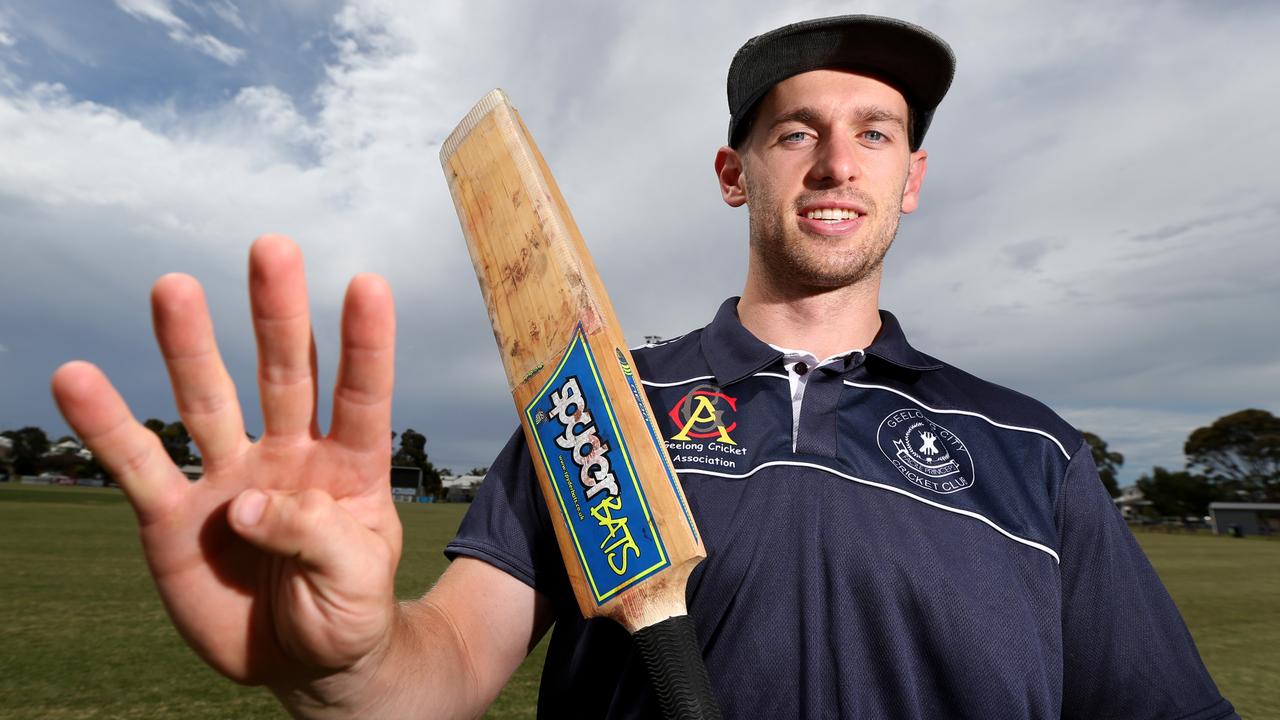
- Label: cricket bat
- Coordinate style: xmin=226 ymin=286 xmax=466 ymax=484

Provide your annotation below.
xmin=440 ymin=90 xmax=721 ymax=720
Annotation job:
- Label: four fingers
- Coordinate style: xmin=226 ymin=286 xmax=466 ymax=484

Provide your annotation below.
xmin=53 ymin=235 xmax=395 ymax=514
xmin=152 ymin=274 xmax=249 ymax=468
xmin=329 ymin=273 xmax=396 ymax=454
xmin=50 ymin=361 xmax=189 ymax=522
xmin=249 ymin=235 xmax=319 ymax=440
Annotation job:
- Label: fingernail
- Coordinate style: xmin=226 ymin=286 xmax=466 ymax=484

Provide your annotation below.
xmin=236 ymin=490 xmax=268 ymax=526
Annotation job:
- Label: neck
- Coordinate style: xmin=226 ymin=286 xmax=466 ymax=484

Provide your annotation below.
xmin=737 ymin=265 xmax=883 ymax=360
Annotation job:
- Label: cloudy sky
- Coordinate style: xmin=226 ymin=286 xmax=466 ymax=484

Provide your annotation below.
xmin=1 ymin=0 xmax=1277 ymax=485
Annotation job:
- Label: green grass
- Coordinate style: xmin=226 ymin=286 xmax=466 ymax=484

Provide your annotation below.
xmin=0 ymin=485 xmax=545 ymax=719
xmin=1129 ymin=530 xmax=1280 ymax=717
xmin=1 ymin=484 xmax=1276 ymax=718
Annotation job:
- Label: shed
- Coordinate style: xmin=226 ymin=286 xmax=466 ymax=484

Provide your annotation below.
xmin=1207 ymin=502 xmax=1280 ymax=537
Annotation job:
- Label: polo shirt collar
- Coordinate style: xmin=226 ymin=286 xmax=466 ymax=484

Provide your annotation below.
xmin=702 ymin=297 xmax=943 ymax=386
xmin=865 ymin=308 xmax=944 ymax=372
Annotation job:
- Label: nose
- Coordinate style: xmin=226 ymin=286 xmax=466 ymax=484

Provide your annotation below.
xmin=808 ymin=133 xmax=861 ymax=188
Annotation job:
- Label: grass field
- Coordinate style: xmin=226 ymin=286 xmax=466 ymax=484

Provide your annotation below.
xmin=2 ymin=484 xmax=1276 ymax=719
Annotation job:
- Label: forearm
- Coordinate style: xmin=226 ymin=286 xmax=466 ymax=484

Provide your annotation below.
xmin=272 ymin=598 xmax=482 ymax=720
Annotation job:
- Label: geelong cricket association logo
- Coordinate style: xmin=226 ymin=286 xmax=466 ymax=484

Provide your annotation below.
xmin=667 ymin=385 xmax=738 ymax=444
xmin=664 ymin=384 xmax=746 ymax=471
xmin=877 ymin=408 xmax=975 ymax=494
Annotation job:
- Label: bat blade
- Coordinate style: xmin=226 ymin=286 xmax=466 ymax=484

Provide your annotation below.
xmin=441 ymin=89 xmax=721 ymax=719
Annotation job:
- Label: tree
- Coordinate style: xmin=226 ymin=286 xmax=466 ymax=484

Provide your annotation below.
xmin=1081 ymin=430 xmax=1123 ymax=498
xmin=144 ymin=419 xmax=196 ymax=467
xmin=467 ymin=467 xmax=489 ymax=477
xmin=1184 ymin=409 xmax=1280 ymax=502
xmin=75 ymin=456 xmax=109 ymax=483
xmin=1 ymin=426 xmax=50 ymax=475
xmin=392 ymin=428 xmax=442 ymax=499
xmin=1135 ymin=466 xmax=1222 ymax=519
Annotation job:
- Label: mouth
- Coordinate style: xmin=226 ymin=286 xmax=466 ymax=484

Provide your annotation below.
xmin=796 ymin=202 xmax=867 ymax=235
xmin=801 ymin=207 xmax=863 ymax=223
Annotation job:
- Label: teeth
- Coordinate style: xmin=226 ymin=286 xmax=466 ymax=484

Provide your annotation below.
xmin=805 ymin=208 xmax=859 ymax=220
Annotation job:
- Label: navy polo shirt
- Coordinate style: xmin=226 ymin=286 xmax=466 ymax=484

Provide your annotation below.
xmin=446 ymin=298 xmax=1236 ymax=720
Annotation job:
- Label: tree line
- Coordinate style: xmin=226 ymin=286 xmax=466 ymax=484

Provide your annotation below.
xmin=1 ymin=422 xmax=461 ymax=501
xmin=1083 ymin=408 xmax=1280 ymax=518
xmin=6 ymin=408 xmax=1276 ymax=515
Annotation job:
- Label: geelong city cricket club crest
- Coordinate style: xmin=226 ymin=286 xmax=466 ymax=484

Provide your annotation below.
xmin=877 ymin=408 xmax=975 ymax=494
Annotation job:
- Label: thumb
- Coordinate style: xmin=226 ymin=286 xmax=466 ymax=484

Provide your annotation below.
xmin=228 ymin=488 xmax=369 ymax=575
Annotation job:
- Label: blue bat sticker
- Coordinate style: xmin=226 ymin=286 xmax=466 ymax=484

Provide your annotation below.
xmin=525 ymin=327 xmax=669 ymax=604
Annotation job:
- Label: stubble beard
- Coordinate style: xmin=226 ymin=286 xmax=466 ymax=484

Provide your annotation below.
xmin=745 ymin=179 xmax=903 ymax=294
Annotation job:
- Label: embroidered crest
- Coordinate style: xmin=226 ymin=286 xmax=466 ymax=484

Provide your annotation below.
xmin=664 ymin=384 xmax=748 ymax=471
xmin=667 ymin=385 xmax=738 ymax=444
xmin=877 ymin=408 xmax=975 ymax=494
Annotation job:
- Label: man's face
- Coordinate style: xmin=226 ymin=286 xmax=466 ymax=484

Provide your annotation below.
xmin=717 ymin=69 xmax=928 ymax=292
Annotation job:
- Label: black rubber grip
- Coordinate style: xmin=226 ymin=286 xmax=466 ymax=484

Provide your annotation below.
xmin=632 ymin=615 xmax=723 ymax=720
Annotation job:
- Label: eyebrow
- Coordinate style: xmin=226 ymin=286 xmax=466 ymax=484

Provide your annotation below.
xmin=768 ymin=105 xmax=906 ymax=131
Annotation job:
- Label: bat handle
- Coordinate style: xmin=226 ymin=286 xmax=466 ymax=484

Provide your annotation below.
xmin=632 ymin=614 xmax=723 ymax=720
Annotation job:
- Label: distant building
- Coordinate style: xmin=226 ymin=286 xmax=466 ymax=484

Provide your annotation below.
xmin=46 ymin=438 xmax=93 ymax=461
xmin=0 ymin=436 xmax=12 ymax=477
xmin=1208 ymin=502 xmax=1280 ymax=537
xmin=391 ymin=465 xmax=424 ymax=502
xmin=441 ymin=473 xmax=484 ymax=502
xmin=1113 ymin=486 xmax=1153 ymax=520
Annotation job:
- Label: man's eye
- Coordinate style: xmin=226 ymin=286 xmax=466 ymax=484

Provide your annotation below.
xmin=782 ymin=131 xmax=809 ymax=143
xmin=863 ymin=130 xmax=886 ymax=143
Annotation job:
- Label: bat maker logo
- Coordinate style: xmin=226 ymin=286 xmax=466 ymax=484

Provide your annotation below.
xmin=876 ymin=408 xmax=976 ymax=494
xmin=525 ymin=328 xmax=668 ymax=604
xmin=547 ymin=377 xmax=639 ymax=573
xmin=665 ymin=385 xmax=747 ymax=469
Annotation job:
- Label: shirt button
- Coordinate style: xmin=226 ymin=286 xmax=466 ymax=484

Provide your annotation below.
xmin=794 ymin=361 xmax=809 ymax=376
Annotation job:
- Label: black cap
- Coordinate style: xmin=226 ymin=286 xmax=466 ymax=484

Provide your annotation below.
xmin=727 ymin=15 xmax=955 ymax=151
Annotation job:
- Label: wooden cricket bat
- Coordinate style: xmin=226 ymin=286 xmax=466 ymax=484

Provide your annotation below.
xmin=441 ymin=90 xmax=721 ymax=719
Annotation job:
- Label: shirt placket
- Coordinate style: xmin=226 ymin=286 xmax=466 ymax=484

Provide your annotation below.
xmin=774 ymin=351 xmax=864 ymax=458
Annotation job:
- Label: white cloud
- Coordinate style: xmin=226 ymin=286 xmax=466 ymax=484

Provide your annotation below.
xmin=0 ymin=10 xmax=18 ymax=87
xmin=10 ymin=11 xmax=97 ymax=68
xmin=114 ymin=0 xmax=188 ymax=29
xmin=179 ymin=31 xmax=244 ymax=65
xmin=232 ymin=85 xmax=319 ymax=147
xmin=114 ymin=0 xmax=245 ymax=65
xmin=198 ymin=0 xmax=248 ymax=33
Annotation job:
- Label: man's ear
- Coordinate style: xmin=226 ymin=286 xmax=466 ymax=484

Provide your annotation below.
xmin=900 ymin=149 xmax=928 ymax=214
xmin=715 ymin=146 xmax=748 ymax=208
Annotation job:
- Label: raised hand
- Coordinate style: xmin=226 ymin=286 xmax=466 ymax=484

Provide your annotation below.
xmin=50 ymin=235 xmax=401 ymax=687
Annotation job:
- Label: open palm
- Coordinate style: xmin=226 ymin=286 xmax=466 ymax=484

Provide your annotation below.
xmin=51 ymin=236 xmax=401 ymax=685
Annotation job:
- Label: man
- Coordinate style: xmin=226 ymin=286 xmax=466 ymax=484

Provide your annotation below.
xmin=51 ymin=15 xmax=1234 ymax=720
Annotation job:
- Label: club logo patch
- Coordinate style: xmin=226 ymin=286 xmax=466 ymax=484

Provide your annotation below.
xmin=877 ymin=408 xmax=975 ymax=494
xmin=664 ymin=384 xmax=747 ymax=471
xmin=668 ymin=385 xmax=738 ymax=444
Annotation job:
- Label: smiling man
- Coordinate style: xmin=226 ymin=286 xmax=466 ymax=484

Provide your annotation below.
xmin=447 ymin=16 xmax=1237 ymax=718
xmin=52 ymin=14 xmax=1236 ymax=720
